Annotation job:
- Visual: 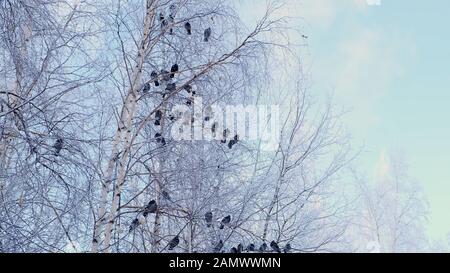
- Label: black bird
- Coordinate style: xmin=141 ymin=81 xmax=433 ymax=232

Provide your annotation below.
xmin=205 ymin=211 xmax=213 ymax=227
xmin=204 ymin=27 xmax=211 ymax=42
xmin=169 ymin=4 xmax=177 ymax=18
xmin=283 ymin=243 xmax=292 ymax=253
xmin=211 ymin=122 xmax=217 ymax=134
xmin=237 ymin=243 xmax=244 ymax=253
xmin=230 ymin=247 xmax=238 ymax=253
xmin=246 ymin=243 xmax=255 ymax=252
xmin=143 ymin=200 xmax=157 ymax=217
xmin=221 ymin=129 xmax=229 ymax=143
xmin=155 ymin=110 xmax=162 ymax=120
xmin=159 ymin=13 xmax=165 ymax=21
xmin=170 ymin=64 xmax=179 ymax=78
xmin=154 ymin=120 xmax=161 ymax=126
xmin=155 ymin=133 xmax=162 ymax=142
xmin=166 ymin=83 xmax=176 ymax=92
xmin=168 ymin=15 xmax=174 ymax=35
xmin=184 ymin=22 xmax=192 ymax=35
xmin=160 ymin=137 xmax=166 ymax=146
xmin=151 ymin=71 xmax=160 ymax=86
xmin=228 ymin=140 xmax=237 ymax=149
xmin=259 ymin=243 xmax=267 ymax=252
xmin=183 ymin=84 xmax=192 ymax=93
xmin=162 ymin=190 xmax=171 ymax=200
xmin=129 ymin=218 xmax=139 ymax=232
xmin=219 ymin=215 xmax=231 ymax=229
xmin=142 ymin=82 xmax=150 ymax=93
xmin=270 ymin=241 xmax=281 ymax=253
xmin=213 ymin=240 xmax=224 ymax=253
xmin=168 ymin=235 xmax=179 ymax=250
xmin=161 ymin=70 xmax=171 ymax=82
xmin=53 ymin=138 xmax=63 ymax=156
xmin=228 ymin=135 xmax=239 ymax=149
xmin=161 ymin=19 xmax=168 ymax=30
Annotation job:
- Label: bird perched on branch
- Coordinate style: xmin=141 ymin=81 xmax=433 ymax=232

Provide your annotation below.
xmin=184 ymin=22 xmax=192 ymax=35
xmin=151 ymin=71 xmax=160 ymax=86
xmin=142 ymin=82 xmax=150 ymax=93
xmin=160 ymin=14 xmax=168 ymax=31
xmin=219 ymin=215 xmax=231 ymax=229
xmin=204 ymin=27 xmax=211 ymax=42
xmin=221 ymin=129 xmax=229 ymax=144
xmin=168 ymin=235 xmax=179 ymax=250
xmin=246 ymin=243 xmax=255 ymax=252
xmin=155 ymin=133 xmax=162 ymax=142
xmin=259 ymin=243 xmax=267 ymax=252
xmin=213 ymin=240 xmax=223 ymax=253
xmin=129 ymin=218 xmax=139 ymax=232
xmin=170 ymin=64 xmax=179 ymax=78
xmin=270 ymin=241 xmax=281 ymax=253
xmin=53 ymin=138 xmax=63 ymax=156
xmin=183 ymin=84 xmax=192 ymax=93
xmin=166 ymin=83 xmax=176 ymax=92
xmin=230 ymin=247 xmax=238 ymax=253
xmin=228 ymin=135 xmax=239 ymax=149
xmin=161 ymin=70 xmax=171 ymax=82
xmin=283 ymin=243 xmax=292 ymax=253
xmin=205 ymin=211 xmax=213 ymax=227
xmin=237 ymin=243 xmax=243 ymax=253
xmin=143 ymin=200 xmax=157 ymax=217
xmin=162 ymin=190 xmax=171 ymax=200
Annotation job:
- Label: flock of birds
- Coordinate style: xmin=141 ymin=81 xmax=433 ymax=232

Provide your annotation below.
xmin=129 ymin=201 xmax=292 ymax=253
xmin=158 ymin=4 xmax=212 ymax=42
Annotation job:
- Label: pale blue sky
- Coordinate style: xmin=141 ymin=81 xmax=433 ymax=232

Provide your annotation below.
xmin=241 ymin=0 xmax=450 ymax=240
xmin=302 ymin=0 xmax=450 ymax=240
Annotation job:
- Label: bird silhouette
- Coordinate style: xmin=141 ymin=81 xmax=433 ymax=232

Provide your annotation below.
xmin=259 ymin=243 xmax=267 ymax=252
xmin=211 ymin=122 xmax=217 ymax=134
xmin=219 ymin=215 xmax=231 ymax=229
xmin=204 ymin=27 xmax=211 ymax=42
xmin=205 ymin=212 xmax=213 ymax=227
xmin=151 ymin=71 xmax=160 ymax=86
xmin=160 ymin=70 xmax=171 ymax=82
xmin=170 ymin=64 xmax=179 ymax=78
xmin=237 ymin=243 xmax=243 ymax=253
xmin=168 ymin=235 xmax=179 ymax=250
xmin=162 ymin=190 xmax=171 ymax=200
xmin=166 ymin=83 xmax=176 ymax=92
xmin=143 ymin=200 xmax=157 ymax=217
xmin=155 ymin=110 xmax=162 ymax=120
xmin=230 ymin=247 xmax=238 ymax=253
xmin=270 ymin=241 xmax=281 ymax=253
xmin=213 ymin=240 xmax=223 ymax=253
xmin=142 ymin=83 xmax=150 ymax=93
xmin=129 ymin=218 xmax=139 ymax=232
xmin=183 ymin=84 xmax=192 ymax=93
xmin=184 ymin=22 xmax=192 ymax=35
xmin=53 ymin=138 xmax=63 ymax=156
xmin=155 ymin=133 xmax=162 ymax=143
xmin=283 ymin=243 xmax=292 ymax=253
xmin=246 ymin=243 xmax=255 ymax=252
